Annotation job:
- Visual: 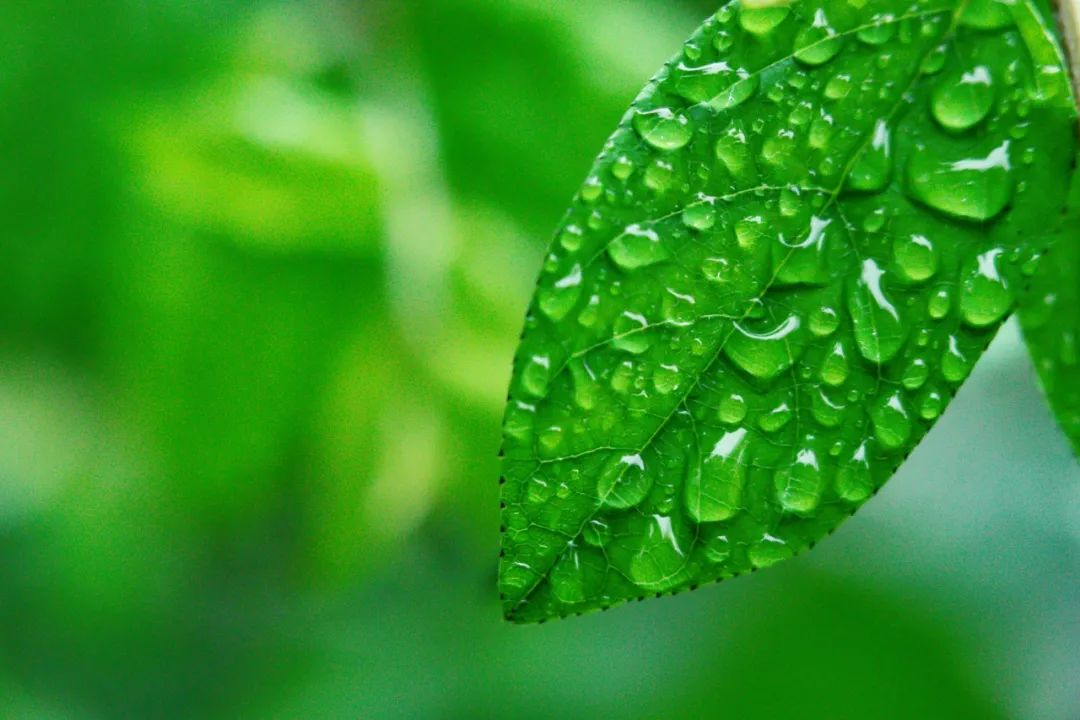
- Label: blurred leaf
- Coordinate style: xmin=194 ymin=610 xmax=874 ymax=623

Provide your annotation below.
xmin=499 ymin=0 xmax=1078 ymax=622
xmin=1020 ymin=158 xmax=1080 ymax=453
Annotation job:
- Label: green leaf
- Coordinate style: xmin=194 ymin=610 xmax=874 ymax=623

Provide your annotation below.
xmin=499 ymin=0 xmax=1078 ymax=623
xmin=1020 ymin=158 xmax=1080 ymax=453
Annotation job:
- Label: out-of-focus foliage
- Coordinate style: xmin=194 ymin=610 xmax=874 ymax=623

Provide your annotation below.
xmin=0 ymin=1 xmax=1078 ymax=718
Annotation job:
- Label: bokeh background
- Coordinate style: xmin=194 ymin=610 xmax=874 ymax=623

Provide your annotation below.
xmin=2 ymin=0 xmax=1079 ymax=717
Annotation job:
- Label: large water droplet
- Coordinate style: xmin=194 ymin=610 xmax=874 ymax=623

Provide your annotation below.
xmin=941 ymin=335 xmax=971 ymax=383
xmin=849 ymin=258 xmax=907 ymax=364
xmin=674 ymin=61 xmax=758 ymax=109
xmin=633 ymin=107 xmax=693 ymax=151
xmin=620 ymin=514 xmax=692 ymax=591
xmin=725 ymin=314 xmax=802 ymax=380
xmin=959 ymin=248 xmax=1011 ymax=327
xmin=682 ymin=198 xmax=717 ymax=231
xmin=960 ymin=0 xmax=1013 ymax=30
xmin=609 ymin=224 xmax=670 ymax=270
xmin=820 ymin=341 xmax=849 ymax=386
xmin=685 ymin=429 xmax=749 ymax=522
xmin=749 ymin=533 xmax=793 ymax=568
xmin=612 ymin=311 xmax=652 ymax=354
xmin=598 ymin=453 xmax=652 ymax=509
xmin=857 ymin=14 xmax=897 ymax=45
xmin=906 ymin=141 xmax=1014 ymax=222
xmin=932 ymin=66 xmax=995 ymax=132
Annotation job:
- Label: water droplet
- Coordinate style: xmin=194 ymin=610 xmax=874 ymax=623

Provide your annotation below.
xmin=921 ymin=44 xmax=947 ymax=75
xmin=824 ymin=73 xmax=853 ymax=100
xmin=774 ymin=215 xmax=832 ymax=286
xmin=812 ymin=388 xmax=846 ymax=427
xmin=633 ymin=107 xmax=693 ymax=151
xmin=581 ymin=176 xmax=603 ymax=203
xmin=919 ymin=388 xmax=944 ymax=420
xmin=686 ymin=429 xmax=749 ymax=522
xmin=612 ymin=155 xmax=635 ymax=181
xmin=725 ymin=314 xmax=802 ymax=380
xmin=759 ymin=401 xmax=793 ymax=433
xmin=715 ymin=126 xmax=752 ymax=179
xmin=809 ymin=305 xmax=840 ymax=336
xmin=928 ymin=287 xmax=951 ymax=320
xmin=559 ymin=225 xmax=584 ymax=252
xmin=941 ymin=335 xmax=970 ymax=383
xmin=613 ymin=311 xmax=652 ymax=354
xmin=739 ymin=5 xmax=790 ymax=36
xmin=932 ymin=66 xmax=995 ymax=132
xmin=682 ymin=198 xmax=717 ymax=231
xmin=703 ymin=532 xmax=731 ymax=563
xmin=749 ymin=534 xmax=793 ymax=568
xmin=836 ymin=441 xmax=874 ymax=502
xmin=775 ymin=444 xmax=825 ymax=513
xmin=894 ymin=234 xmax=938 ymax=282
xmin=538 ymin=264 xmax=583 ymax=321
xmin=960 ymin=0 xmax=1013 ymax=30
xmin=847 ymin=119 xmax=892 ymax=193
xmin=735 ymin=215 xmax=768 ymax=250
xmin=520 ymin=355 xmax=552 ymax=397
xmin=569 ymin=360 xmax=597 ymax=410
xmin=820 ymin=341 xmax=849 ymax=386
xmin=719 ymin=393 xmax=748 ymax=425
xmin=960 ymin=248 xmax=1011 ymax=327
xmin=849 ymin=258 xmax=907 ymax=364
xmin=871 ymin=392 xmax=911 ymax=450
xmin=857 ymin=14 xmax=896 ymax=45
xmin=653 ymin=364 xmax=682 ymax=395
xmin=626 ymin=514 xmax=691 ymax=591
xmin=674 ymin=61 xmax=758 ymax=109
xmin=902 ymin=358 xmax=929 ymax=390
xmin=907 ymin=140 xmax=1014 ymax=222
xmin=644 ymin=158 xmax=675 ymax=192
xmin=794 ymin=10 xmax=843 ymax=66
xmin=577 ymin=294 xmax=601 ymax=328
xmin=598 ymin=453 xmax=652 ymax=509
xmin=609 ymin=224 xmax=670 ymax=270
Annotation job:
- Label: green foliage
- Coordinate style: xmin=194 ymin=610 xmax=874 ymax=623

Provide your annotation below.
xmin=1021 ymin=159 xmax=1080 ymax=453
xmin=499 ymin=0 xmax=1078 ymax=623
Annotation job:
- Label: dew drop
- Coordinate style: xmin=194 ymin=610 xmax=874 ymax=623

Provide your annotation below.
xmin=520 ymin=355 xmax=552 ymax=397
xmin=960 ymin=0 xmax=1013 ymax=30
xmin=653 ymin=364 xmax=682 ymax=395
xmin=794 ymin=10 xmax=843 ymax=66
xmin=739 ymin=5 xmax=790 ymax=36
xmin=932 ymin=66 xmax=995 ymax=132
xmin=759 ymin=401 xmax=793 ymax=433
xmin=857 ymin=14 xmax=896 ymax=45
xmin=609 ymin=224 xmax=670 ymax=270
xmin=538 ymin=264 xmax=583 ymax=321
xmin=686 ymin=429 xmax=749 ymax=522
xmin=894 ymin=234 xmax=938 ymax=282
xmin=941 ymin=336 xmax=970 ymax=384
xmin=682 ymin=198 xmax=717 ymax=231
xmin=959 ymin=248 xmax=1011 ymax=327
xmin=626 ymin=514 xmax=691 ymax=591
xmin=725 ymin=315 xmax=802 ymax=380
xmin=719 ymin=393 xmax=748 ymax=425
xmin=809 ymin=305 xmax=840 ymax=337
xmin=633 ymin=107 xmax=693 ymax=151
xmin=906 ymin=140 xmax=1014 ymax=222
xmin=847 ymin=119 xmax=892 ymax=193
xmin=820 ymin=341 xmax=849 ymax=386
xmin=919 ymin=388 xmax=944 ymax=420
xmin=749 ymin=534 xmax=793 ymax=568
xmin=871 ymin=392 xmax=911 ymax=450
xmin=928 ymin=287 xmax=951 ymax=320
xmin=849 ymin=258 xmax=907 ymax=364
xmin=598 ymin=453 xmax=653 ymax=510
xmin=836 ymin=441 xmax=874 ymax=502
xmin=612 ymin=311 xmax=652 ymax=354
xmin=775 ymin=444 xmax=825 ymax=513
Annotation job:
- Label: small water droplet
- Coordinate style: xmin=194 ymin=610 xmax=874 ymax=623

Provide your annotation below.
xmin=538 ymin=264 xmax=584 ymax=321
xmin=725 ymin=314 xmax=802 ymax=380
xmin=613 ymin=311 xmax=652 ymax=354
xmin=794 ymin=10 xmax=843 ymax=66
xmin=682 ymin=198 xmax=717 ymax=231
xmin=820 ymin=341 xmax=849 ymax=386
xmin=847 ymin=119 xmax=892 ymax=192
xmin=775 ymin=444 xmax=825 ymax=513
xmin=941 ymin=335 xmax=970 ymax=383
xmin=739 ymin=4 xmax=790 ymax=35
xmin=719 ymin=393 xmax=748 ymax=425
xmin=520 ymin=355 xmax=552 ymax=397
xmin=836 ymin=441 xmax=873 ymax=502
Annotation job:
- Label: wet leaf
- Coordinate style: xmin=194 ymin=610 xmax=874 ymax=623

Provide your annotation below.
xmin=1020 ymin=157 xmax=1080 ymax=454
xmin=499 ymin=0 xmax=1077 ymax=623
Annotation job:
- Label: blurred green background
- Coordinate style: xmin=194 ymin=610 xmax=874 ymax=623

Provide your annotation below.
xmin=2 ymin=1 xmax=1079 ymax=717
